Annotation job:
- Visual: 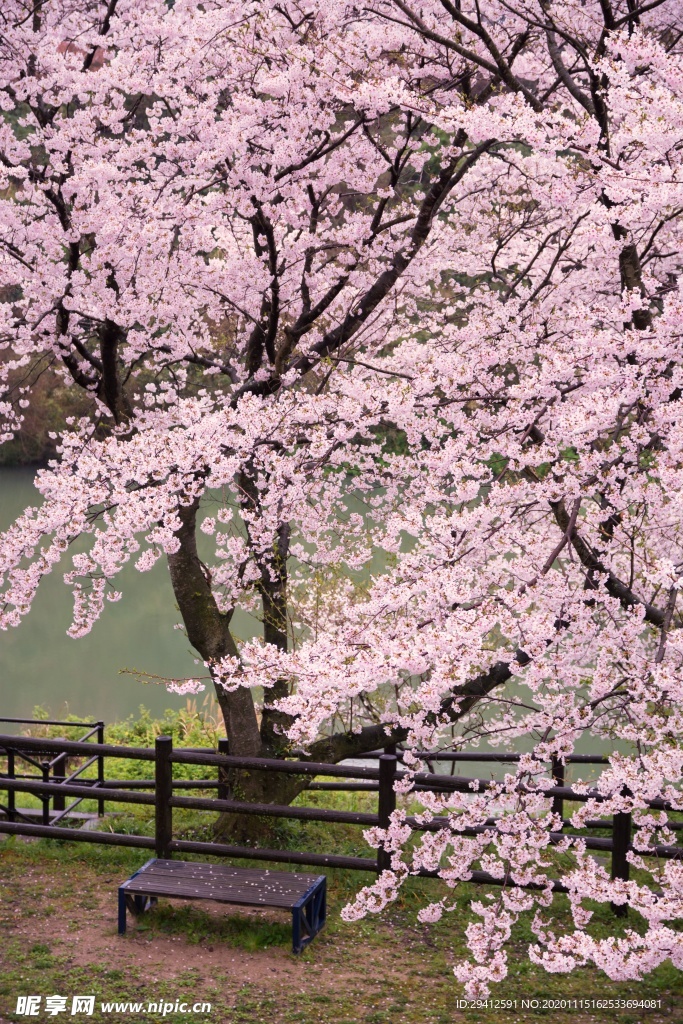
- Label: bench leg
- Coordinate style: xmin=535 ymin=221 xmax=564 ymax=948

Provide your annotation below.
xmin=292 ymin=879 xmax=326 ymax=954
xmin=292 ymin=905 xmax=300 ymax=954
xmin=119 ymin=889 xmax=157 ymax=934
xmin=118 ymin=887 xmax=127 ymax=935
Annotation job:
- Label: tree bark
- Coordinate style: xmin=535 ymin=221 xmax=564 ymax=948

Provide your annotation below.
xmin=167 ymin=498 xmax=263 ymax=758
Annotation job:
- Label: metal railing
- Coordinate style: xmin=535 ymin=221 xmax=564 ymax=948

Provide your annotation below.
xmin=0 ymin=718 xmax=105 ymax=825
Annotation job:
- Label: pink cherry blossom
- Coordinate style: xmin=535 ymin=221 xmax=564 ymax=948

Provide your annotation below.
xmin=1 ymin=0 xmax=683 ymax=995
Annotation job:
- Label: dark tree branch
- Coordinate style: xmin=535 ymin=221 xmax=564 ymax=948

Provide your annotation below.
xmin=430 ymin=0 xmax=544 ymax=109
xmin=552 ymin=499 xmax=666 ymax=627
xmin=97 ymin=318 xmax=130 ymax=423
xmin=545 ymin=29 xmax=595 ymax=114
xmin=274 ymin=118 xmax=365 ymax=182
xmin=82 ymin=0 xmax=118 ymax=71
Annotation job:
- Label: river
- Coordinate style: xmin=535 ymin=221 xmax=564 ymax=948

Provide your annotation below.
xmin=0 ymin=468 xmax=619 ymax=783
xmin=0 ymin=467 xmax=258 ymax=724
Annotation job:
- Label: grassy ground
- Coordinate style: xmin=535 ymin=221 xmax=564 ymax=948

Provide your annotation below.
xmin=0 ymin=836 xmax=680 ymax=1024
xmin=0 ymin=707 xmax=681 ymax=1023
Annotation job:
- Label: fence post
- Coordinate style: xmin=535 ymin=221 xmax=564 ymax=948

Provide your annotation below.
xmin=7 ymin=750 xmax=15 ymax=822
xmin=41 ymin=760 xmax=51 ymax=825
xmin=611 ymin=799 xmax=632 ymax=918
xmin=377 ymin=752 xmax=397 ymax=873
xmin=551 ymin=756 xmax=564 ymax=824
xmin=97 ymin=722 xmax=105 ymax=817
xmin=155 ymin=736 xmax=173 ymax=860
xmin=53 ymin=745 xmax=66 ymax=813
xmin=217 ymin=738 xmax=230 ymax=802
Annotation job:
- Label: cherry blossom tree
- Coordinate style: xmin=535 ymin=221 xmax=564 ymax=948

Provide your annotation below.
xmin=1 ymin=0 xmax=683 ymax=994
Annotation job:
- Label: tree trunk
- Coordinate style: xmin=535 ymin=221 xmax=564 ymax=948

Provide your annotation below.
xmin=167 ymin=498 xmax=262 ymax=758
xmin=258 ymin=521 xmax=293 ymax=756
xmin=167 ymin=495 xmax=310 ymax=839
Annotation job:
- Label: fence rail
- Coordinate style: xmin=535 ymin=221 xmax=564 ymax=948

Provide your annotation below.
xmin=351 ymin=750 xmax=610 ymax=764
xmin=0 ymin=730 xmax=681 ymax=915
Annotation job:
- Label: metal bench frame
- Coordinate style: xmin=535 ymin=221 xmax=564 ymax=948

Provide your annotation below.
xmin=118 ymin=858 xmax=326 ymax=954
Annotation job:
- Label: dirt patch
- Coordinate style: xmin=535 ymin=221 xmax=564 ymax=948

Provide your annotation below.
xmin=52 ymin=899 xmax=333 ymax=990
xmin=0 ymin=842 xmax=448 ymax=1023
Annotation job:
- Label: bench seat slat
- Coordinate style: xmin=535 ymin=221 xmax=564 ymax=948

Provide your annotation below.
xmin=128 ymin=878 xmax=316 ymax=893
xmin=140 ymin=860 xmax=319 ymax=888
xmin=123 ymin=879 xmax=316 ymax=906
xmin=123 ymin=882 xmax=306 ymax=908
xmin=126 ymin=870 xmax=316 ymax=889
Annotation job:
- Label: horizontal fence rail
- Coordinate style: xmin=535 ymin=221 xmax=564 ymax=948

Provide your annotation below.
xmin=38 ymin=777 xmax=683 ymax=831
xmin=351 ymin=750 xmax=610 ymax=764
xmin=171 ymin=749 xmax=386 ymax=777
xmin=169 ymin=838 xmax=377 ymax=873
xmin=0 ymin=730 xmax=681 ymax=915
xmin=0 ymin=776 xmax=155 ymax=806
xmin=0 ymin=717 xmax=101 ymax=728
xmin=171 ymin=748 xmax=679 ymax=810
xmin=170 ymin=793 xmax=379 ymax=826
xmin=0 ymin=735 xmax=156 ymax=760
xmin=0 ymin=819 xmax=156 ymax=849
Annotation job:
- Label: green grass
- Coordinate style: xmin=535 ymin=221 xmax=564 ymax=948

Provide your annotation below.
xmin=135 ymin=902 xmax=293 ymax=950
xmin=0 ymin=834 xmax=680 ymax=1024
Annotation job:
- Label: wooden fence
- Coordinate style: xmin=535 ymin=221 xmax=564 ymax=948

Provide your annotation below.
xmin=0 ymin=730 xmax=681 ymax=916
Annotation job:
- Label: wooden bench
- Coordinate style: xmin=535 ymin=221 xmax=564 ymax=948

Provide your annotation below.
xmin=118 ymin=859 xmax=326 ymax=954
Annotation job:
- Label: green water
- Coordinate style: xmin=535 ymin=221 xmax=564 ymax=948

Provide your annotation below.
xmin=0 ymin=469 xmax=619 ymax=782
xmin=0 ymin=468 xmax=258 ymax=724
